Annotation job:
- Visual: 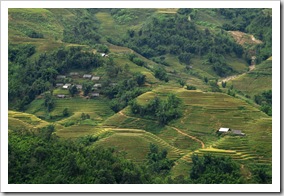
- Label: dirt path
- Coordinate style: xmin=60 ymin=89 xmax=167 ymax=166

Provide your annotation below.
xmin=169 ymin=126 xmax=205 ymax=149
xmin=218 ymin=64 xmax=255 ymax=85
xmin=118 ymin=110 xmax=205 ymax=149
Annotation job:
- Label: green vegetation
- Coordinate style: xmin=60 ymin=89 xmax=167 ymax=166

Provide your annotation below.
xmin=130 ymin=94 xmax=182 ymax=125
xmin=8 ymin=8 xmax=272 ymax=184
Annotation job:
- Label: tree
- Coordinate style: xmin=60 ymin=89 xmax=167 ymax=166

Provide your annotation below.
xmin=69 ymin=85 xmax=78 ymax=97
xmin=63 ymin=108 xmax=69 ymax=117
xmin=134 ymin=73 xmax=146 ymax=86
xmin=82 ymin=81 xmax=93 ymax=96
xmin=186 ymin=85 xmax=196 ymax=90
xmin=44 ymin=92 xmax=54 ymax=112
xmin=221 ymin=81 xmax=227 ymax=88
xmin=189 ymin=154 xmax=244 ymax=184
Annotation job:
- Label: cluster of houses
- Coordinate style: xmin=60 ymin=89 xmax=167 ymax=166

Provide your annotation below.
xmin=217 ymin=127 xmax=246 ymax=136
xmin=55 ymin=73 xmax=102 ymax=98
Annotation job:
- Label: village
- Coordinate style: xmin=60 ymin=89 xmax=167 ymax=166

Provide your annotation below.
xmin=54 ymin=70 xmax=116 ymax=99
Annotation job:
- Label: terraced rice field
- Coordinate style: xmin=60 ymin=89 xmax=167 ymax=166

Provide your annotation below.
xmin=8 ymin=111 xmax=49 ymax=130
xmin=93 ymin=128 xmax=185 ymax=163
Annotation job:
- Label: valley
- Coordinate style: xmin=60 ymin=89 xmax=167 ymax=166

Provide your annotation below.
xmin=8 ymin=8 xmax=272 ymax=184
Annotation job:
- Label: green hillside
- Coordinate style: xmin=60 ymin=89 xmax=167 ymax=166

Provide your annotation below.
xmin=8 ymin=8 xmax=272 ymax=184
xmin=229 ymin=59 xmax=272 ymax=97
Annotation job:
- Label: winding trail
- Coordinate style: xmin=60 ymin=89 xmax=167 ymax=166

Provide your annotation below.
xmin=169 ymin=126 xmax=205 ymax=149
xmin=218 ymin=64 xmax=256 ymax=85
xmin=118 ymin=110 xmax=205 ymax=149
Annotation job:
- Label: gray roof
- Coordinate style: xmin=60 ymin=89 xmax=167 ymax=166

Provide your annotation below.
xmin=56 ymin=75 xmax=66 ymax=79
xmin=93 ymin=84 xmax=102 ymax=88
xmin=91 ymin=93 xmax=100 ymax=97
xmin=83 ymin=74 xmax=92 ymax=78
xmin=56 ymin=83 xmax=64 ymax=87
xmin=91 ymin=76 xmax=100 ymax=80
xmin=57 ymin=94 xmax=66 ymax=98
xmin=70 ymin=72 xmax=79 ymax=76
xmin=76 ymin=84 xmax=82 ymax=89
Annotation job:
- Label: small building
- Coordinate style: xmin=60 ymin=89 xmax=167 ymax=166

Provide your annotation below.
xmin=218 ymin=128 xmax=230 ymax=133
xmin=62 ymin=83 xmax=72 ymax=89
xmin=83 ymin=74 xmax=92 ymax=79
xmin=70 ymin=72 xmax=79 ymax=76
xmin=109 ymin=83 xmax=118 ymax=87
xmin=76 ymin=84 xmax=82 ymax=90
xmin=56 ymin=75 xmax=66 ymax=79
xmin=91 ymin=76 xmax=100 ymax=81
xmin=93 ymin=83 xmax=102 ymax=88
xmin=232 ymin=130 xmax=246 ymax=136
xmin=91 ymin=93 xmax=100 ymax=97
xmin=57 ymin=94 xmax=66 ymax=98
xmin=56 ymin=83 xmax=64 ymax=87
xmin=101 ymin=53 xmax=109 ymax=57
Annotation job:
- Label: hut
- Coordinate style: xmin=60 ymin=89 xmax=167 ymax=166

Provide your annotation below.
xmin=57 ymin=95 xmax=66 ymax=98
xmin=91 ymin=93 xmax=100 ymax=97
xmin=218 ymin=128 xmax=230 ymax=133
xmin=232 ymin=130 xmax=246 ymax=136
xmin=83 ymin=74 xmax=92 ymax=79
xmin=91 ymin=76 xmax=100 ymax=81
xmin=62 ymin=83 xmax=72 ymax=89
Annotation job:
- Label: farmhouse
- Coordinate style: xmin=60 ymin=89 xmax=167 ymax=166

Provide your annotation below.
xmin=83 ymin=74 xmax=92 ymax=79
xmin=91 ymin=93 xmax=100 ymax=97
xmin=218 ymin=128 xmax=230 ymax=133
xmin=57 ymin=94 xmax=66 ymax=98
xmin=76 ymin=84 xmax=83 ymax=90
xmin=232 ymin=130 xmax=246 ymax=136
xmin=56 ymin=83 xmax=64 ymax=87
xmin=62 ymin=83 xmax=72 ymax=89
xmin=93 ymin=83 xmax=102 ymax=88
xmin=91 ymin=76 xmax=100 ymax=81
xmin=101 ymin=53 xmax=108 ymax=57
xmin=70 ymin=72 xmax=79 ymax=76
xmin=56 ymin=75 xmax=66 ymax=79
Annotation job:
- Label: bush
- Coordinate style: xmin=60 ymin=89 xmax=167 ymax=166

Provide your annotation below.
xmin=186 ymin=85 xmax=197 ymax=90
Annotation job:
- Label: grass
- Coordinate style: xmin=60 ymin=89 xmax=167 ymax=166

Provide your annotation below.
xmin=228 ymin=59 xmax=272 ymax=97
xmin=25 ymin=97 xmax=114 ymax=123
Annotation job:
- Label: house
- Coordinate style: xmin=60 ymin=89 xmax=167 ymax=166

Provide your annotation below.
xmin=56 ymin=83 xmax=64 ymax=87
xmin=76 ymin=84 xmax=82 ymax=90
xmin=109 ymin=83 xmax=118 ymax=86
xmin=93 ymin=83 xmax=102 ymax=88
xmin=83 ymin=74 xmax=92 ymax=79
xmin=91 ymin=76 xmax=100 ymax=81
xmin=70 ymin=72 xmax=79 ymax=76
xmin=218 ymin=128 xmax=230 ymax=133
xmin=56 ymin=75 xmax=66 ymax=79
xmin=91 ymin=93 xmax=100 ymax=97
xmin=101 ymin=53 xmax=109 ymax=57
xmin=232 ymin=130 xmax=246 ymax=136
xmin=57 ymin=94 xmax=66 ymax=98
xmin=62 ymin=83 xmax=72 ymax=89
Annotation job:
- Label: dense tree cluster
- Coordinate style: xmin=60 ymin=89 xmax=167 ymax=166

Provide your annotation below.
xmin=219 ymin=8 xmax=272 ymax=62
xmin=254 ymin=90 xmax=272 ymax=116
xmin=130 ymin=94 xmax=182 ymax=125
xmin=123 ymin=13 xmax=243 ymax=60
xmin=62 ymin=9 xmax=101 ymax=45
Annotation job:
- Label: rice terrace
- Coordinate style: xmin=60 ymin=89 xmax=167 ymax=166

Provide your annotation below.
xmin=8 ymin=8 xmax=272 ymax=184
